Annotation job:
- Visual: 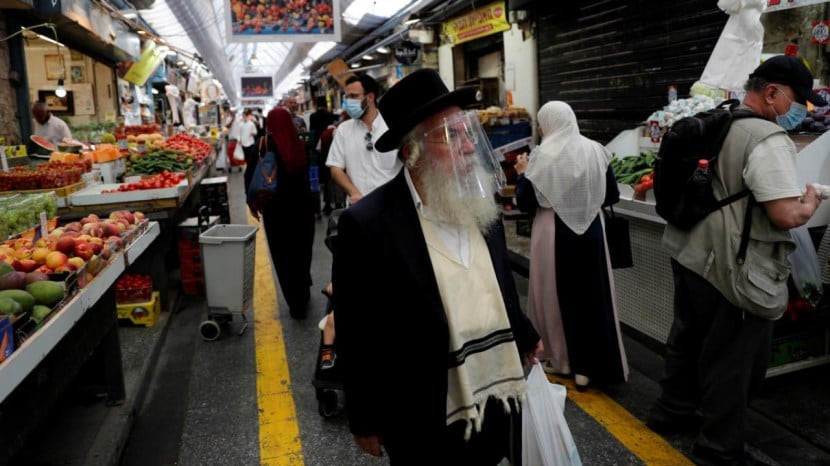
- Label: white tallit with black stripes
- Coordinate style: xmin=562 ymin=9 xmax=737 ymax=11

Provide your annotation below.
xmin=418 ymin=215 xmax=527 ymax=440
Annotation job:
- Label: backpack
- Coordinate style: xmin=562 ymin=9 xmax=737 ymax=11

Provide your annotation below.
xmin=653 ymin=99 xmax=759 ymax=230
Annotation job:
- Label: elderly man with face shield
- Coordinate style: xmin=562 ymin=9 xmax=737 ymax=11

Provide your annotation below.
xmin=331 ymin=68 xmax=543 ymax=465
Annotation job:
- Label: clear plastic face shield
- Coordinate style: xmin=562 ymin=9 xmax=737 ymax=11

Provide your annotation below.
xmin=420 ymin=110 xmax=506 ymax=199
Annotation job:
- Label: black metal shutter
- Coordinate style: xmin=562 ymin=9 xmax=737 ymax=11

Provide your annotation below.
xmin=536 ymin=1 xmax=727 ymax=144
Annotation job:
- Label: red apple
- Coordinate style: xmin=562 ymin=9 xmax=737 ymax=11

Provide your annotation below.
xmin=81 ymin=222 xmax=103 ymax=238
xmin=16 ymin=259 xmax=39 ymax=273
xmin=101 ymin=222 xmax=121 ymax=238
xmin=105 ymin=236 xmax=123 ymax=250
xmin=45 ymin=251 xmax=68 ymax=269
xmin=13 ymin=248 xmax=33 ymax=260
xmin=87 ymin=241 xmax=102 ymax=255
xmin=55 ymin=237 xmax=76 ymax=255
xmin=55 ymin=263 xmax=77 ymax=273
xmin=74 ymin=241 xmax=94 ymax=260
xmin=100 ymin=244 xmax=112 ymax=260
xmin=35 ymin=265 xmax=54 ymax=274
xmin=81 ymin=213 xmax=100 ymax=225
xmin=64 ymin=221 xmax=83 ymax=232
xmin=67 ymin=256 xmax=86 ymax=270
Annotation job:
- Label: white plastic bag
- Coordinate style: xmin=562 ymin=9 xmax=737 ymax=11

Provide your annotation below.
xmin=522 ymin=362 xmax=582 ymax=466
xmin=789 ymin=225 xmax=823 ymax=306
xmin=215 ymin=140 xmax=228 ymax=170
xmin=233 ymin=141 xmax=245 ymax=161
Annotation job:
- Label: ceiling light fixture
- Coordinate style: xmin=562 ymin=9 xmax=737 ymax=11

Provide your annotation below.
xmin=55 ymin=79 xmax=67 ymax=98
xmin=362 ymin=54 xmax=374 ymax=60
xmin=377 ymin=46 xmax=390 ymax=54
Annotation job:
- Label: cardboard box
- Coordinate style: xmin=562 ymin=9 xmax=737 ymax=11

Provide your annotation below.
xmin=116 ymin=291 xmax=160 ymax=327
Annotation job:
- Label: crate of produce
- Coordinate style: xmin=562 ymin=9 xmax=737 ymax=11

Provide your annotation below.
xmin=116 ymin=291 xmax=161 ymax=327
xmin=116 ymin=274 xmax=153 ymax=304
xmin=199 ymin=224 xmax=258 ymax=314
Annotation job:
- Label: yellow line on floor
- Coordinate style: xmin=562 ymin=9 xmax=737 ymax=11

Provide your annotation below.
xmin=251 ymin=217 xmax=304 ymax=465
xmin=546 ymin=374 xmax=693 ymax=466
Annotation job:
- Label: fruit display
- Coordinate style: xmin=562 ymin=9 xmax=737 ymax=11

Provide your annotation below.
xmin=30 ymin=135 xmax=56 ymax=152
xmin=116 ymin=274 xmax=152 ymax=304
xmin=0 ymin=192 xmax=58 ymax=239
xmin=101 ymin=171 xmax=186 ymax=193
xmin=162 ymin=134 xmax=213 ymax=164
xmin=0 ymin=162 xmax=89 ymax=192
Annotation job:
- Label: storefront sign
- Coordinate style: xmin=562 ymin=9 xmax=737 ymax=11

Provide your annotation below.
xmin=123 ymin=41 xmax=166 ymax=87
xmin=240 ymin=76 xmax=274 ymax=98
xmin=812 ymin=20 xmax=830 ymax=44
xmin=442 ymin=1 xmax=510 ymax=45
xmin=394 ymin=41 xmax=420 ymax=65
xmin=766 ymin=0 xmax=830 ymax=13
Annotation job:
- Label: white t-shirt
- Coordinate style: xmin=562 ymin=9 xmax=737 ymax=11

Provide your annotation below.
xmin=325 ymin=113 xmax=402 ymax=199
xmin=33 ymin=115 xmax=72 ymax=146
xmin=239 ymin=119 xmax=257 ymax=147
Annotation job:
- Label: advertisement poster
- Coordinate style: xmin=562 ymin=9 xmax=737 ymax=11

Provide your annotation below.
xmin=240 ymin=75 xmax=274 ymax=98
xmin=226 ymin=0 xmax=341 ymax=42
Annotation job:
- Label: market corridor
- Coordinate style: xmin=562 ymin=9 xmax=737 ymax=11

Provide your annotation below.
xmin=10 ymin=168 xmax=830 ymax=466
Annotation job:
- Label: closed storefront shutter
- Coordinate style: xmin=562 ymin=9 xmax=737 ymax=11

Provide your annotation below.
xmin=536 ymin=1 xmax=727 ymax=144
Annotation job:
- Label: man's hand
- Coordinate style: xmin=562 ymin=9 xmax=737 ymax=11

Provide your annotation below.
xmin=349 ymin=193 xmax=363 ymax=204
xmin=354 ymin=434 xmax=384 ymax=457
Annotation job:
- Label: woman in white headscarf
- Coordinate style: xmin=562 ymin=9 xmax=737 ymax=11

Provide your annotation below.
xmin=514 ymin=100 xmax=628 ymax=390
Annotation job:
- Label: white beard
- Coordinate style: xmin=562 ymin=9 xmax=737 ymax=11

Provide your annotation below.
xmin=416 ymin=155 xmax=500 ymax=232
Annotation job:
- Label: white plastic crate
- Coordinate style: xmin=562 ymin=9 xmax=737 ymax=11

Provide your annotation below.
xmin=198 ymin=224 xmax=258 ymax=314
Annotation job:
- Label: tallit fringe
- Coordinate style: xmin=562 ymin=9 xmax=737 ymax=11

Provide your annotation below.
xmin=457 ymin=385 xmax=527 ymax=441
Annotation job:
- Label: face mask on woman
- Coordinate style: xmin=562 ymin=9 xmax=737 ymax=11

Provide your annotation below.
xmin=344 ymin=98 xmax=366 ymax=119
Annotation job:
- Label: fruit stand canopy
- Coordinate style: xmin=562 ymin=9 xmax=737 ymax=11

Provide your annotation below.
xmin=135 ymin=0 xmax=440 ymax=104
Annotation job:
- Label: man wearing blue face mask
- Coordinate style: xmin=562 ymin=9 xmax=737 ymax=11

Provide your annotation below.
xmin=326 ymin=74 xmax=403 ymax=205
xmin=649 ymin=54 xmax=828 ymax=466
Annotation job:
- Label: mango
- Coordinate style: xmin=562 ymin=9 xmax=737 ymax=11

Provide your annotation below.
xmin=25 ymin=281 xmax=65 ymax=306
xmin=31 ymin=304 xmax=52 ymax=322
xmin=0 ymin=289 xmax=35 ymax=313
xmin=0 ymin=271 xmax=27 ymax=290
xmin=0 ymin=262 xmax=13 ymax=276
xmin=0 ymin=296 xmax=22 ymax=316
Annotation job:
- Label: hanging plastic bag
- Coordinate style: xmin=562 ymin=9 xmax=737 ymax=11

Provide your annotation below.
xmin=522 ymin=362 xmax=582 ymax=466
xmin=233 ymin=140 xmax=245 ymax=161
xmin=789 ymin=225 xmax=823 ymax=307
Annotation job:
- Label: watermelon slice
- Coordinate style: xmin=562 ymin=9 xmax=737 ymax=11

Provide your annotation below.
xmin=30 ymin=135 xmax=56 ymax=152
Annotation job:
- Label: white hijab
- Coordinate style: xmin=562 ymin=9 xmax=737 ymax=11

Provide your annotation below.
xmin=524 ymin=101 xmax=610 ymax=235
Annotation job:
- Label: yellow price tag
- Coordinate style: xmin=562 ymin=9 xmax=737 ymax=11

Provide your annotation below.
xmin=209 ymin=127 xmax=218 ymax=139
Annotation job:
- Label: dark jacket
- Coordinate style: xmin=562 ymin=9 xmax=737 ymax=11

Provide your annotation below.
xmin=332 ymin=170 xmax=539 ymax=460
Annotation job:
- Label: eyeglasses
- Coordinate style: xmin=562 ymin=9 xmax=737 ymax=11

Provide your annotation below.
xmin=365 ymin=132 xmax=374 ymax=151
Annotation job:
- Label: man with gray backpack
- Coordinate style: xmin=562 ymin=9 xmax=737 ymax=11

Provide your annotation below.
xmin=647 ymin=55 xmax=827 ymax=465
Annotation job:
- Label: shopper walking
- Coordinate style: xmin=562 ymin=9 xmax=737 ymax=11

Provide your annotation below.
xmin=310 ymin=96 xmax=338 ymax=215
xmin=251 ymin=107 xmax=315 ymax=319
xmin=239 ymin=108 xmax=259 ymax=193
xmin=647 ymin=55 xmax=827 ymax=465
xmin=332 ymin=69 xmax=542 ymax=465
xmin=325 ymin=74 xmax=402 ymax=205
xmin=514 ymin=100 xmax=628 ymax=392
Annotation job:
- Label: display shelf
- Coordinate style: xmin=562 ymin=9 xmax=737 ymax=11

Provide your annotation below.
xmin=0 ymin=253 xmax=126 ymax=402
xmin=0 ymin=222 xmax=159 ymax=402
xmin=125 ymin=221 xmax=160 ymax=266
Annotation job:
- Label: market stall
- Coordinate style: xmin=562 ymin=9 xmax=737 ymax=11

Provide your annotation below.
xmin=604 ymin=126 xmax=830 ymax=377
xmin=0 ymin=218 xmax=160 ymax=462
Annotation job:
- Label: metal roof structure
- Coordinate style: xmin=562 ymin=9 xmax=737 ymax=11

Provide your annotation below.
xmin=133 ymin=0 xmax=440 ymax=105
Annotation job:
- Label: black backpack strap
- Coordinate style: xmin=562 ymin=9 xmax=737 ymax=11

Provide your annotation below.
xmin=736 ymin=195 xmax=755 ymax=264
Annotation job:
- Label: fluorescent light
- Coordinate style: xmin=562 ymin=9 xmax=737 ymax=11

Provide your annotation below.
xmin=377 ymin=46 xmax=390 ymax=54
xmin=349 ymin=63 xmax=360 ymax=69
xmin=122 ymin=9 xmax=138 ymax=19
xmin=362 ymin=55 xmax=374 ymax=60
xmin=55 ymin=80 xmax=67 ymax=98
xmin=137 ymin=30 xmax=147 ymax=35
xmin=404 ymin=18 xmax=420 ymax=26
xmin=35 ymin=33 xmax=65 ymax=48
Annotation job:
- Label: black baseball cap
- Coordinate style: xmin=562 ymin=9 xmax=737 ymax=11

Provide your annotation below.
xmin=749 ymin=55 xmax=827 ymax=106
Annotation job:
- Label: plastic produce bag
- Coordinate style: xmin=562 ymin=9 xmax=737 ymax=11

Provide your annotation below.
xmin=522 ymin=362 xmax=582 ymax=466
xmin=789 ymin=225 xmax=823 ymax=307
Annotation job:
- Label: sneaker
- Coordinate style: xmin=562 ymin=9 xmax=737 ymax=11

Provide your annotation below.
xmin=320 ymin=347 xmax=336 ymax=370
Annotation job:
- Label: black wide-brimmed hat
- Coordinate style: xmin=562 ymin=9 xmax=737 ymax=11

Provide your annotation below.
xmin=375 ymin=68 xmax=480 ymax=152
